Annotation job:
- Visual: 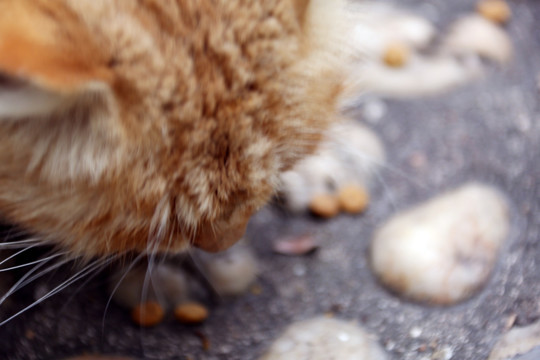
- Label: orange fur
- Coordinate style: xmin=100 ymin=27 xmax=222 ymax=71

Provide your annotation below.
xmin=0 ymin=0 xmax=352 ymax=257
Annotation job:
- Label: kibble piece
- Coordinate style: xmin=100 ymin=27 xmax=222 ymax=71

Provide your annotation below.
xmin=131 ymin=301 xmax=164 ymax=327
xmin=338 ymin=185 xmax=369 ymax=214
xmin=383 ymin=43 xmax=409 ymax=68
xmin=477 ymin=0 xmax=511 ymax=24
xmin=309 ymin=194 xmax=340 ymax=218
xmin=174 ymin=302 xmax=209 ymax=324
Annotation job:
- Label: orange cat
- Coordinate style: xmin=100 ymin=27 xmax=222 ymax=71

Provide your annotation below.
xmin=0 ymin=0 xmax=354 ymax=258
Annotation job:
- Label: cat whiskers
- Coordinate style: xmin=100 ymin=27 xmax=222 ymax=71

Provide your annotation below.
xmin=102 ymin=251 xmax=145 ymax=333
xmin=0 ymin=255 xmax=115 ymax=327
xmin=0 ymin=243 xmax=44 ymax=266
xmin=0 ymin=238 xmax=46 ymax=250
xmin=0 ymin=251 xmax=67 ymax=272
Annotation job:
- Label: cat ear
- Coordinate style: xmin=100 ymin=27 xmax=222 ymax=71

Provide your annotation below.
xmin=0 ymin=0 xmax=112 ymax=118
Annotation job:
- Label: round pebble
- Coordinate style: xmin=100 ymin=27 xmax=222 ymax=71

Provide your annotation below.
xmin=259 ymin=317 xmax=388 ymax=360
xmin=338 ymin=185 xmax=370 ymax=214
xmin=174 ymin=302 xmax=209 ymax=324
xmin=477 ymin=0 xmax=511 ymax=24
xmin=383 ymin=43 xmax=410 ymax=67
xmin=370 ymin=183 xmax=510 ymax=304
xmin=131 ymin=301 xmax=165 ymax=327
xmin=444 ymin=15 xmax=513 ymax=64
xmin=309 ymin=194 xmax=340 ymax=218
xmin=195 ymin=241 xmax=258 ymax=296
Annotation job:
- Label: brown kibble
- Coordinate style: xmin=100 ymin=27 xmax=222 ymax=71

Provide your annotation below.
xmin=383 ymin=43 xmax=409 ymax=68
xmin=250 ymin=284 xmax=263 ymax=295
xmin=131 ymin=301 xmax=164 ymax=327
xmin=309 ymin=194 xmax=340 ymax=218
xmin=337 ymin=185 xmax=369 ymax=214
xmin=477 ymin=0 xmax=511 ymax=24
xmin=174 ymin=302 xmax=209 ymax=324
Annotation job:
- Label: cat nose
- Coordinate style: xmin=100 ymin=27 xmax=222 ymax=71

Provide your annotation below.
xmin=192 ymin=214 xmax=250 ymax=252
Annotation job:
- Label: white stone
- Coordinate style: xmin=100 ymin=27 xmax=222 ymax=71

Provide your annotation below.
xmin=259 ymin=317 xmax=388 ymax=360
xmin=370 ymin=183 xmax=509 ymax=304
xmin=350 ymin=2 xmax=436 ymax=56
xmin=444 ymin=15 xmax=513 ymax=64
xmin=489 ymin=321 xmax=540 ymax=360
xmin=354 ymin=55 xmax=482 ymax=98
xmin=194 ymin=240 xmax=258 ymax=296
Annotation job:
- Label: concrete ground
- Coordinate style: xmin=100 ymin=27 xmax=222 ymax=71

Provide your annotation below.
xmin=1 ymin=0 xmax=539 ymax=359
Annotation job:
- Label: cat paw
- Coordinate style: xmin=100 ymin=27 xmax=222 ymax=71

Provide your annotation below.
xmin=110 ymin=240 xmax=258 ymax=326
xmin=278 ymin=119 xmax=385 ymax=217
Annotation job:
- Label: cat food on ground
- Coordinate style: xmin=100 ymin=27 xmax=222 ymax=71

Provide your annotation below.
xmin=337 ymin=185 xmax=369 ymax=214
xmin=383 ymin=43 xmax=409 ymax=68
xmin=131 ymin=301 xmax=165 ymax=327
xmin=259 ymin=317 xmax=388 ymax=360
xmin=477 ymin=0 xmax=511 ymax=24
xmin=278 ymin=120 xmax=385 ymax=214
xmin=309 ymin=194 xmax=340 ymax=218
xmin=174 ymin=302 xmax=209 ymax=324
xmin=370 ymin=183 xmax=509 ymax=305
xmin=273 ymin=234 xmax=319 ymax=256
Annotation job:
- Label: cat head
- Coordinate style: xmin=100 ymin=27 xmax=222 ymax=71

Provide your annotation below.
xmin=0 ymin=0 xmax=350 ymax=257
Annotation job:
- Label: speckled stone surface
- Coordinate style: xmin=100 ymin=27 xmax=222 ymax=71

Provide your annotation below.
xmin=1 ymin=0 xmax=539 ymax=359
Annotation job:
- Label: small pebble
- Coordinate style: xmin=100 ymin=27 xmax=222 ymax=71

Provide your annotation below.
xmin=409 ymin=327 xmax=422 ymax=338
xmin=489 ymin=320 xmax=540 ymax=360
xmin=195 ymin=241 xmax=258 ymax=296
xmin=477 ymin=0 xmax=511 ymax=24
xmin=383 ymin=43 xmax=410 ymax=67
xmin=131 ymin=301 xmax=165 ymax=327
xmin=444 ymin=15 xmax=513 ymax=64
xmin=273 ymin=234 xmax=319 ymax=256
xmin=370 ymin=183 xmax=509 ymax=304
xmin=362 ymin=99 xmax=387 ymax=123
xmin=338 ymin=185 xmax=370 ymax=214
xmin=310 ymin=194 xmax=340 ymax=218
xmin=259 ymin=317 xmax=388 ymax=360
xmin=174 ymin=302 xmax=209 ymax=324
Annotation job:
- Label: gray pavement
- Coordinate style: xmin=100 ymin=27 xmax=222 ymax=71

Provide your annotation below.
xmin=1 ymin=0 xmax=539 ymax=359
